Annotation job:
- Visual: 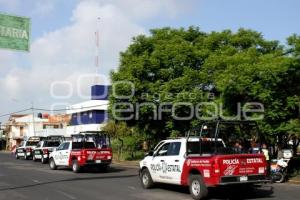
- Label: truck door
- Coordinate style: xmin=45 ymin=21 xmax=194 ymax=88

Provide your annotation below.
xmin=60 ymin=142 xmax=71 ymax=166
xmin=55 ymin=142 xmax=70 ymax=166
xmin=150 ymin=142 xmax=170 ymax=182
xmin=54 ymin=142 xmax=65 ymax=165
xmin=161 ymin=142 xmax=184 ymax=185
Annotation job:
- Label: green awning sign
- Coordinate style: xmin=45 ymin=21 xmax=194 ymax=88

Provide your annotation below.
xmin=0 ymin=13 xmax=30 ymax=51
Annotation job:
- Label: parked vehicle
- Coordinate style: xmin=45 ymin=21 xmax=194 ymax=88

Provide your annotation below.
xmin=49 ymin=131 xmax=112 ymax=173
xmin=15 ymin=136 xmax=45 ymax=160
xmin=270 ymin=158 xmax=289 ymax=183
xmin=139 ymin=120 xmax=269 ymax=200
xmin=32 ymin=135 xmax=65 ymax=163
xmin=271 ymin=149 xmax=293 ymax=183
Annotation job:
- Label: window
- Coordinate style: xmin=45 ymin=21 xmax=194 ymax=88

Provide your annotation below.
xmin=36 ymin=142 xmax=42 ymax=148
xmin=44 ymin=141 xmax=60 ymax=147
xmin=20 ymin=126 xmax=24 ymax=137
xmin=156 ymin=142 xmax=181 ymax=156
xmin=167 ymin=142 xmax=181 ymax=156
xmin=62 ymin=142 xmax=70 ymax=150
xmin=57 ymin=143 xmax=65 ymax=151
xmin=72 ymin=142 xmax=95 ymax=150
xmin=156 ymin=143 xmax=170 ymax=156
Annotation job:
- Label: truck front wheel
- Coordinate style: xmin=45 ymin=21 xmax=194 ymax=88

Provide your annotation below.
xmin=72 ymin=160 xmax=81 ymax=173
xmin=140 ymin=168 xmax=154 ymax=189
xmin=49 ymin=158 xmax=57 ymax=170
xmin=189 ymin=175 xmax=208 ymax=200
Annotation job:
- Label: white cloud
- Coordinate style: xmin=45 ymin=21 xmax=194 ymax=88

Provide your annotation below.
xmin=0 ymin=0 xmax=191 ymax=117
xmin=104 ymin=0 xmax=193 ymax=20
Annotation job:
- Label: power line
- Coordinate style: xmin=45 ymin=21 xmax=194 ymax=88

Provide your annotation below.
xmin=0 ymin=108 xmax=32 ymax=118
xmin=34 ymin=103 xmax=109 ymax=112
xmin=0 ymin=103 xmax=109 ymax=118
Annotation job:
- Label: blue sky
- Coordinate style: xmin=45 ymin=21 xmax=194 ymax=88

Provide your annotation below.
xmin=1 ymin=0 xmax=299 ymax=43
xmin=0 ymin=0 xmax=299 ymax=120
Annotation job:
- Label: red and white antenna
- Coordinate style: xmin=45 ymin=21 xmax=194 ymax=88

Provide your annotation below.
xmin=94 ymin=17 xmax=101 ymax=84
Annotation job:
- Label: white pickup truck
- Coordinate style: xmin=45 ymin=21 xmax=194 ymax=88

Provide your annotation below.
xmin=139 ymin=137 xmax=268 ymax=200
xmin=49 ymin=140 xmax=112 ymax=173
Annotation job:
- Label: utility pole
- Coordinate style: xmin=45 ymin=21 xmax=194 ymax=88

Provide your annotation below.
xmin=94 ymin=17 xmax=101 ymax=84
xmin=0 ymin=122 xmax=2 ymax=150
xmin=31 ymin=101 xmax=36 ymax=137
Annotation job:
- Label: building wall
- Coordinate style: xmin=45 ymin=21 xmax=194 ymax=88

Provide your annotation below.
xmin=5 ymin=114 xmax=70 ymax=150
xmin=70 ymin=110 xmax=108 ymax=125
xmin=66 ymin=124 xmax=106 ymax=136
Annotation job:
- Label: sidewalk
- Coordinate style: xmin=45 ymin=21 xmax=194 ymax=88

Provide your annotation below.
xmin=0 ymin=150 xmax=10 ymax=154
xmin=113 ymin=159 xmax=140 ymax=169
xmin=289 ymin=176 xmax=300 ymax=184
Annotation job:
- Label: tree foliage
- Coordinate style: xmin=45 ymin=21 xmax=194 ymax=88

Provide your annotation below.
xmin=109 ymin=27 xmax=300 ymax=145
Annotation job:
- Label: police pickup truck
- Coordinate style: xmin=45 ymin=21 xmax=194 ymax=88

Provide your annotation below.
xmin=49 ymin=133 xmax=112 ymax=173
xmin=139 ymin=121 xmax=269 ymax=200
xmin=32 ymin=136 xmax=65 ymax=163
xmin=15 ymin=136 xmax=45 ymax=160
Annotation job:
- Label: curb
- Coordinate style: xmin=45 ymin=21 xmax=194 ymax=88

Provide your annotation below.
xmin=0 ymin=151 xmax=11 ymax=154
xmin=288 ymin=180 xmax=300 ymax=185
xmin=112 ymin=161 xmax=139 ymax=169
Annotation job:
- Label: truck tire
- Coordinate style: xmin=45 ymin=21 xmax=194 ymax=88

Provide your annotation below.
xmin=24 ymin=153 xmax=28 ymax=160
xmin=140 ymin=168 xmax=154 ymax=189
xmin=49 ymin=158 xmax=57 ymax=170
xmin=15 ymin=153 xmax=19 ymax=159
xmin=41 ymin=155 xmax=47 ymax=164
xmin=189 ymin=175 xmax=208 ymax=200
xmin=32 ymin=154 xmax=36 ymax=161
xmin=273 ymin=172 xmax=285 ymax=183
xmin=72 ymin=160 xmax=81 ymax=173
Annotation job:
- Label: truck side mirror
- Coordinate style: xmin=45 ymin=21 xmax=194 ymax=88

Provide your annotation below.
xmin=146 ymin=151 xmax=154 ymax=157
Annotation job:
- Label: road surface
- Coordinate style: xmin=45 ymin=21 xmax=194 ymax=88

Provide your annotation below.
xmin=0 ymin=152 xmax=299 ymax=200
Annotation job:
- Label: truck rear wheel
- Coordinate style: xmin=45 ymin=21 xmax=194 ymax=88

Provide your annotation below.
xmin=189 ymin=175 xmax=208 ymax=200
xmin=140 ymin=168 xmax=154 ymax=189
xmin=15 ymin=153 xmax=19 ymax=159
xmin=72 ymin=160 xmax=81 ymax=173
xmin=49 ymin=158 xmax=57 ymax=170
xmin=41 ymin=156 xmax=47 ymax=164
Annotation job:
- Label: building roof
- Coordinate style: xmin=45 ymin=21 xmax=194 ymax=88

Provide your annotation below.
xmin=66 ymin=100 xmax=108 ymax=114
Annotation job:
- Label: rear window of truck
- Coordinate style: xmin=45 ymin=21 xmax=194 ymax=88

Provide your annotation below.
xmin=187 ymin=141 xmax=225 ymax=155
xmin=44 ymin=141 xmax=60 ymax=147
xmin=72 ymin=142 xmax=96 ymax=149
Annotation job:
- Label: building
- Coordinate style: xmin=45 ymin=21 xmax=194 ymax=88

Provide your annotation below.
xmin=0 ymin=122 xmax=5 ymax=150
xmin=5 ymin=113 xmax=70 ymax=150
xmin=66 ymin=85 xmax=109 ymax=136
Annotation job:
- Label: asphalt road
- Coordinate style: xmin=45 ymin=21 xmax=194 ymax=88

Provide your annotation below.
xmin=1 ymin=152 xmax=300 ymax=200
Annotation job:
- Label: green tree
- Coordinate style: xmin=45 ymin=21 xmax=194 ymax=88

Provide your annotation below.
xmin=110 ymin=27 xmax=300 ymax=147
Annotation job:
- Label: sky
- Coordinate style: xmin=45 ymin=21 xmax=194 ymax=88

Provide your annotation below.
xmin=0 ymin=0 xmax=300 ymax=122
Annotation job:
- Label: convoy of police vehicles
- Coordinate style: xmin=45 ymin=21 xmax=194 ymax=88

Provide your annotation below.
xmin=14 ymin=121 xmax=271 ymax=200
